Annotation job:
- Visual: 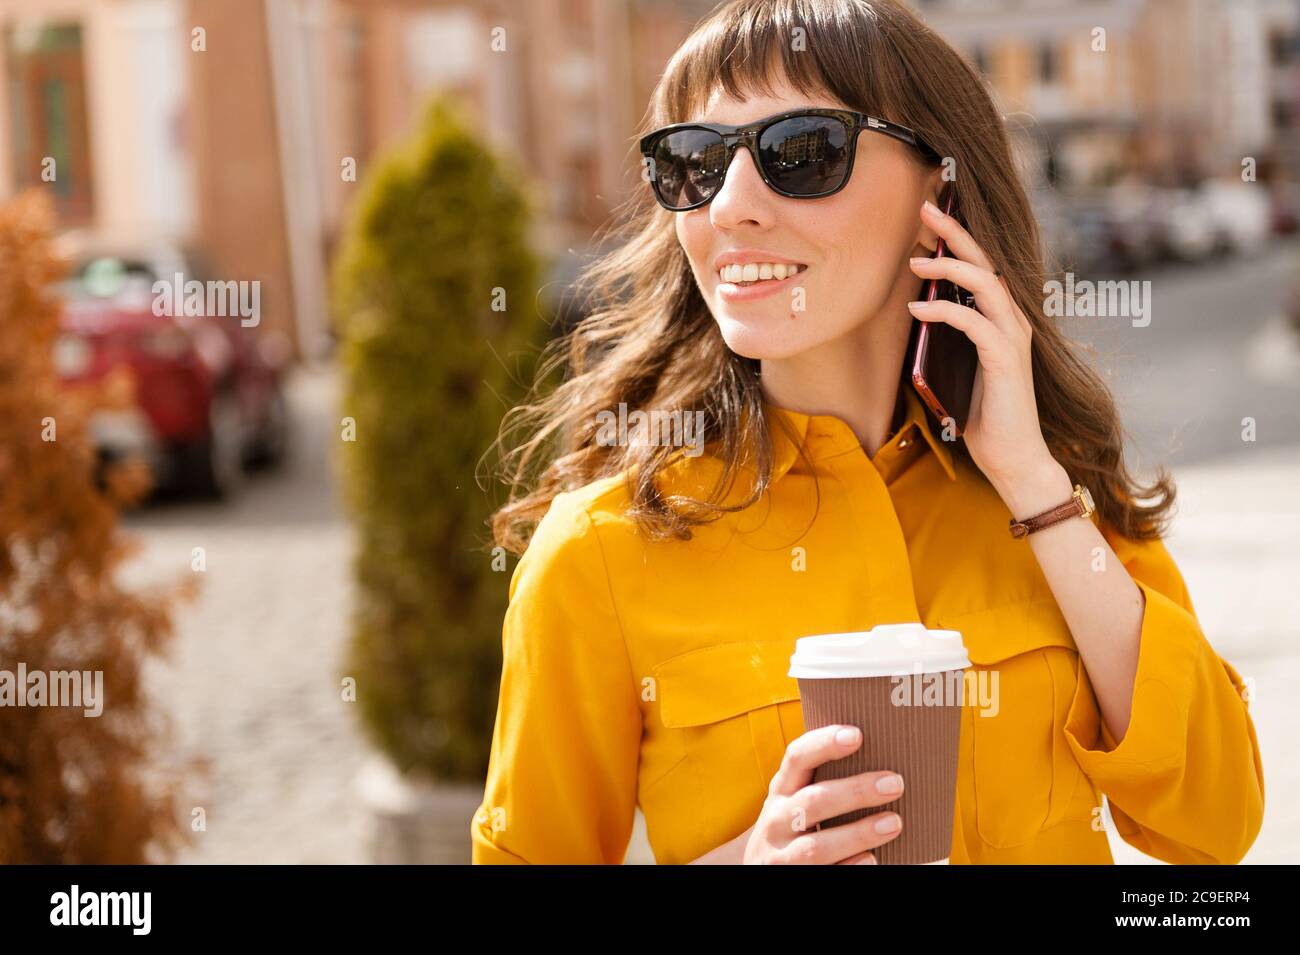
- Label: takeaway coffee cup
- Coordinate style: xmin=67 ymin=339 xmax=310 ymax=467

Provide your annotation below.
xmin=788 ymin=623 xmax=971 ymax=865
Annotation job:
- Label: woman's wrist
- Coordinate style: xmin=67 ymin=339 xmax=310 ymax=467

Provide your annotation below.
xmin=992 ymin=457 xmax=1074 ymax=520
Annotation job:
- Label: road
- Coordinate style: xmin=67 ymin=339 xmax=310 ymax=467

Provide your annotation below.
xmin=1060 ymin=239 xmax=1300 ymax=468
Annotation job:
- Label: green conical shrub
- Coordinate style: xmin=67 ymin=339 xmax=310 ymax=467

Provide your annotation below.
xmin=334 ymin=95 xmax=546 ymax=780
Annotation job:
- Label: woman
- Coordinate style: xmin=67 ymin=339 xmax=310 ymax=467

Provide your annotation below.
xmin=471 ymin=0 xmax=1264 ymax=864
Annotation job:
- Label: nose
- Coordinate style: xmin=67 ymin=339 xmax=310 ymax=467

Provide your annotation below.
xmin=707 ymin=143 xmax=775 ymax=228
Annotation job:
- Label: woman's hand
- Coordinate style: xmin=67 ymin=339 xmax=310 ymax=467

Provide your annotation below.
xmin=905 ymin=199 xmax=1068 ymax=509
xmin=738 ymin=724 xmax=904 ymax=864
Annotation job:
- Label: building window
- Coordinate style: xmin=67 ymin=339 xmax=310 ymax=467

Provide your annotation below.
xmin=1038 ymin=41 xmax=1057 ymax=85
xmin=5 ymin=23 xmax=94 ymax=223
xmin=1273 ymin=99 xmax=1292 ymax=130
xmin=1268 ymin=29 xmax=1288 ymax=67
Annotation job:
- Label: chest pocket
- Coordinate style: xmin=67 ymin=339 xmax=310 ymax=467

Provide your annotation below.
xmin=653 ymin=639 xmax=803 ymax=795
xmin=951 ymin=601 xmax=1095 ymax=849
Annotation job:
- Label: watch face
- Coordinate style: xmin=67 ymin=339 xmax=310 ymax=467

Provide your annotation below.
xmin=1080 ymin=486 xmax=1095 ymax=513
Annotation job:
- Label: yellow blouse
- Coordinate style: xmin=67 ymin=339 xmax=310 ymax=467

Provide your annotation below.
xmin=471 ymin=384 xmax=1265 ymax=864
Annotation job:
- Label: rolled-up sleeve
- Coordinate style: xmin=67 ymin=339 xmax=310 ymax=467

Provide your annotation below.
xmin=471 ymin=492 xmax=642 ymax=864
xmin=1063 ymin=531 xmax=1265 ymax=864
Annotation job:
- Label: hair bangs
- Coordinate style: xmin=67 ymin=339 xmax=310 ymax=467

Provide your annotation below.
xmin=652 ymin=0 xmax=903 ymax=130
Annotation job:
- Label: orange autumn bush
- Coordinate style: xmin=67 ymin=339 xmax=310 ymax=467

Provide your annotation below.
xmin=0 ymin=192 xmax=191 ymax=863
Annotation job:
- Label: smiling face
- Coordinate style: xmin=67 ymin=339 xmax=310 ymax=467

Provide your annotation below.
xmin=674 ymin=75 xmax=942 ymax=362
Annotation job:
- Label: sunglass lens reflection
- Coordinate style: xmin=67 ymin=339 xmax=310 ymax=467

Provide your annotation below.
xmin=757 ymin=116 xmax=851 ymax=197
xmin=653 ymin=129 xmax=727 ymax=209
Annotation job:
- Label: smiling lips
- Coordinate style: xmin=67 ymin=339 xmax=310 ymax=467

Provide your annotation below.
xmin=717 ymin=262 xmax=808 ymax=286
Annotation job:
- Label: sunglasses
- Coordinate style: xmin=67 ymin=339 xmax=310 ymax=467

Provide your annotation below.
xmin=638 ymin=107 xmax=939 ymax=212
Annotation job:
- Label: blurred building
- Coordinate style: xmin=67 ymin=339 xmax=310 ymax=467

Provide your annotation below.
xmin=0 ymin=0 xmax=1294 ymax=358
xmin=0 ymin=0 xmax=302 ymax=344
xmin=305 ymin=0 xmax=716 ymax=310
xmin=0 ymin=0 xmax=718 ymax=357
xmin=0 ymin=0 xmax=193 ymax=237
xmin=916 ymin=0 xmax=1300 ymax=189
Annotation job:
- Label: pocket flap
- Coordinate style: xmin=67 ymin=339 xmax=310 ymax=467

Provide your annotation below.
xmin=943 ymin=599 xmax=1077 ymax=665
xmin=654 ymin=638 xmax=801 ymax=728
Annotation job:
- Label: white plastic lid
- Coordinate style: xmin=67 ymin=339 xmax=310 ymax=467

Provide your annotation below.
xmin=787 ymin=622 xmax=971 ymax=678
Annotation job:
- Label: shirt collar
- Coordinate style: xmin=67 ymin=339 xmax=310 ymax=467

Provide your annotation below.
xmin=760 ymin=383 xmax=958 ymax=484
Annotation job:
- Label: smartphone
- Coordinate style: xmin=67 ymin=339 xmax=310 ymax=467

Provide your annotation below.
xmin=904 ymin=191 xmax=979 ymax=437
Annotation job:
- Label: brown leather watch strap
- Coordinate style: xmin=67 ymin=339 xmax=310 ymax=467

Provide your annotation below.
xmin=1008 ymin=484 xmax=1093 ymax=539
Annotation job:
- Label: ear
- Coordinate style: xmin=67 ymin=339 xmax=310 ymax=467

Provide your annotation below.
xmin=915 ymin=169 xmax=949 ymax=254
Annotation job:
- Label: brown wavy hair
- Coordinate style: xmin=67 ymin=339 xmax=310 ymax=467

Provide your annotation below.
xmin=489 ymin=0 xmax=1174 ymax=555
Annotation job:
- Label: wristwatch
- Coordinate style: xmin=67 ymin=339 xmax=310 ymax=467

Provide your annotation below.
xmin=1008 ymin=483 xmax=1095 ymax=539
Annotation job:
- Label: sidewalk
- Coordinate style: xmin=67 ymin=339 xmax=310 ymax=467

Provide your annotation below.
xmin=128 ymin=368 xmax=372 ymax=864
xmin=1108 ymin=443 xmax=1300 ymax=864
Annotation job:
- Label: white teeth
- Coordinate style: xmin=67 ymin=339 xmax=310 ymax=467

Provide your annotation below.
xmin=717 ymin=262 xmax=805 ymax=285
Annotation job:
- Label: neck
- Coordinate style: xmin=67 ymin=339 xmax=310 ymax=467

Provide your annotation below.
xmin=759 ymin=303 xmax=914 ymax=457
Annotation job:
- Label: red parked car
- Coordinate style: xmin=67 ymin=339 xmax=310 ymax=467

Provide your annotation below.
xmin=53 ymin=240 xmax=291 ymax=498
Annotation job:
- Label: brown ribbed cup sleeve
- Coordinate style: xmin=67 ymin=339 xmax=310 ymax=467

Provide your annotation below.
xmin=797 ymin=674 xmax=963 ymax=865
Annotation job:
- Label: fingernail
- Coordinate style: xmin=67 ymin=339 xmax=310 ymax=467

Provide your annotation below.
xmin=909 ymin=256 xmax=930 ymax=267
xmin=835 ymin=726 xmax=860 ymax=746
xmin=906 ymin=300 xmax=931 ymax=311
xmin=876 ymin=774 xmax=904 ymax=795
xmin=874 ymin=813 xmax=901 ymax=834
xmin=923 ymin=200 xmax=942 ymax=216
xmin=861 ymin=854 xmax=878 ymax=865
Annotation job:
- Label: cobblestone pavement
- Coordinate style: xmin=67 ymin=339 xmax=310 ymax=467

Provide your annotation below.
xmin=120 ymin=363 xmax=1298 ymax=865
xmin=123 ymin=367 xmax=373 ymax=864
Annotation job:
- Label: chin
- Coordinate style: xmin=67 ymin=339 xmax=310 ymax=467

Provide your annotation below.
xmin=714 ymin=314 xmax=811 ymax=361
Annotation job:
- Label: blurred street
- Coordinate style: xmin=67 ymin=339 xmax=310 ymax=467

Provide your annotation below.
xmin=117 ymin=239 xmax=1300 ymax=864
xmin=1063 ymin=237 xmax=1300 ymax=468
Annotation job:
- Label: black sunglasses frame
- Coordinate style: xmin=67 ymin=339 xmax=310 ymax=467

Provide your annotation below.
xmin=638 ymin=107 xmax=940 ymax=212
